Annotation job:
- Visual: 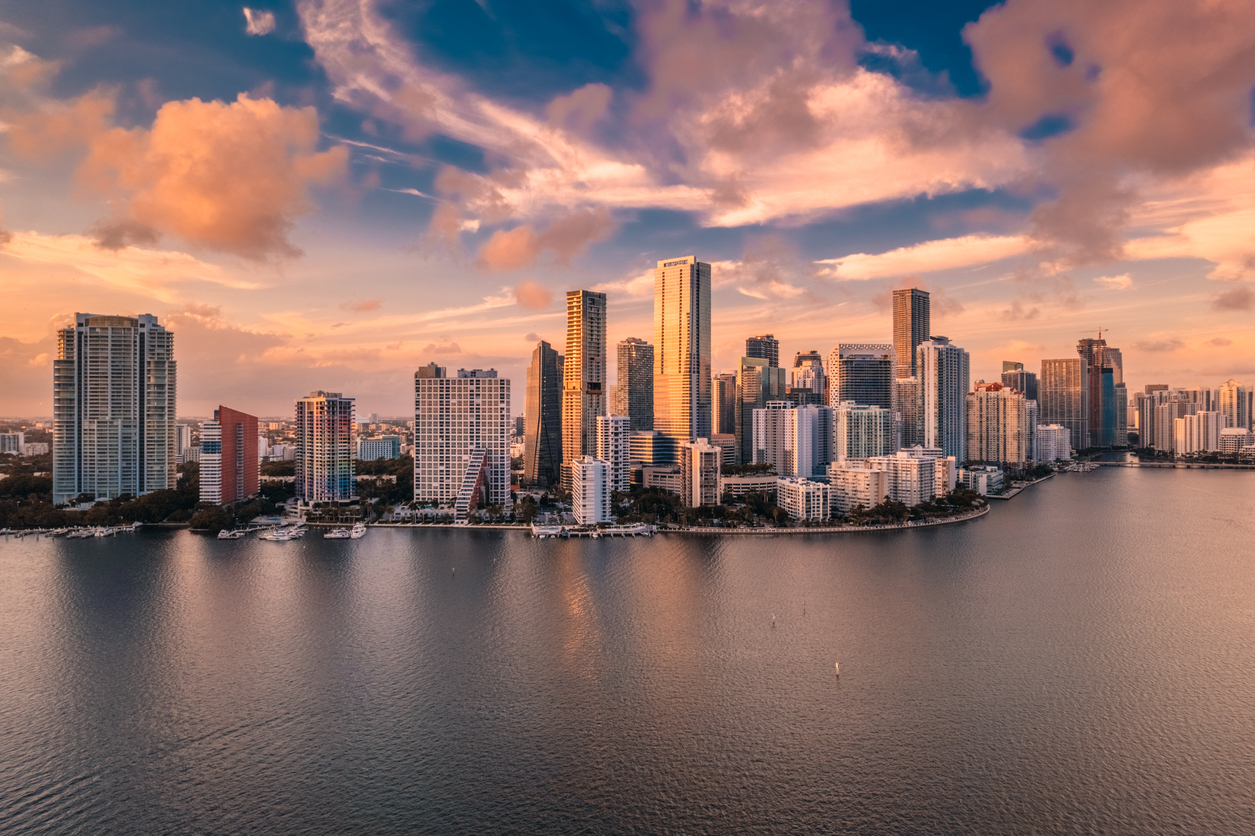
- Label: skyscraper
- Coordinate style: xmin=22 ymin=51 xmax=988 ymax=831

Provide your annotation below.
xmin=833 ymin=402 xmax=895 ymax=462
xmin=827 ymin=344 xmax=894 ymax=410
xmin=614 ymin=337 xmax=654 ymax=431
xmin=1040 ymin=358 xmax=1088 ymax=451
xmin=893 ymin=288 xmax=930 ymax=379
xmin=562 ymin=290 xmax=607 ymax=487
xmin=596 ymin=414 xmax=631 ymax=493
xmin=712 ymin=372 xmax=738 ymax=435
xmin=745 ymin=334 xmax=779 ymax=367
xmin=737 ymin=356 xmax=786 ymax=464
xmin=654 ymin=256 xmax=712 ymax=444
xmin=200 ymin=405 xmax=259 ymax=505
xmin=524 ymin=340 xmax=563 ymax=487
xmin=1077 ymin=335 xmax=1122 ymax=447
xmin=791 ymin=350 xmax=826 ymax=403
xmin=53 ymin=313 xmax=176 ymax=505
xmin=295 ymin=391 xmax=356 ymax=503
xmin=414 ymin=367 xmax=510 ymax=513
xmin=917 ymin=337 xmax=970 ymax=460
xmin=1000 ymin=364 xmax=1039 ymax=400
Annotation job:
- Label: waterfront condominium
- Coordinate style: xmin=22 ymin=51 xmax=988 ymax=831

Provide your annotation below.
xmin=614 ymin=337 xmax=654 ymax=431
xmin=679 ymin=438 xmax=721 ymax=508
xmin=524 ymin=340 xmax=563 ymax=487
xmin=570 ymin=456 xmax=612 ymax=524
xmin=892 ymin=288 xmax=930 ymax=379
xmin=200 ymin=405 xmax=259 ymax=505
xmin=53 ymin=313 xmax=176 ymax=505
xmin=654 ymin=256 xmax=712 ymax=445
xmin=414 ymin=366 xmax=510 ymax=512
xmin=596 ymin=414 xmax=631 ymax=493
xmin=295 ymin=391 xmax=356 ymax=503
xmin=1039 ymin=358 xmax=1089 ymax=452
xmin=916 ymin=337 xmax=970 ymax=461
xmin=965 ymin=382 xmax=1034 ymax=466
xmin=833 ymin=401 xmax=894 ymax=463
xmin=562 ymin=290 xmax=607 ymax=488
xmin=1218 ymin=379 xmax=1250 ymax=431
xmin=827 ymin=344 xmax=894 ymax=411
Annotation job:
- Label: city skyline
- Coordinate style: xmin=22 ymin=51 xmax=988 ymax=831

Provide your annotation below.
xmin=1 ymin=1 xmax=1253 ymax=417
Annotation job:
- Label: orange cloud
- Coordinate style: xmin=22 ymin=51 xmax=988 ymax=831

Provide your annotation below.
xmin=513 ymin=280 xmax=552 ymax=310
xmin=477 ymin=207 xmax=615 ymax=271
xmin=76 ymin=94 xmax=347 ymax=260
xmin=340 ymin=299 xmax=382 ymax=312
xmin=4 ymin=90 xmax=115 ymax=162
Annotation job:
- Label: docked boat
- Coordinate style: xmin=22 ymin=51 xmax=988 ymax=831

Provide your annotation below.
xmin=258 ymin=526 xmax=299 ymax=541
xmin=324 ymin=527 xmax=351 ymax=539
xmin=217 ymin=529 xmax=247 ymax=540
xmin=350 ymin=522 xmax=367 ymax=539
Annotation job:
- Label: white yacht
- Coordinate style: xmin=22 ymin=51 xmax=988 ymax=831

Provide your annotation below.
xmin=350 ymin=522 xmax=367 ymax=539
xmin=258 ymin=527 xmax=298 ymax=541
xmin=217 ymin=529 xmax=247 ymax=540
xmin=324 ymin=527 xmax=351 ymax=539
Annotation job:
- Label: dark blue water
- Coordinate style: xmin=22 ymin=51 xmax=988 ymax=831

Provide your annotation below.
xmin=2 ymin=469 xmax=1255 ymax=834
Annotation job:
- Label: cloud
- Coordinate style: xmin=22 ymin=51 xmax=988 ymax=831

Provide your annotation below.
xmin=714 ymin=236 xmax=813 ymax=300
xmin=1212 ymin=287 xmax=1253 ymax=311
xmin=1134 ymin=338 xmax=1185 ymax=352
xmin=422 ymin=340 xmax=462 ymax=355
xmin=524 ymin=332 xmax=541 ymax=343
xmin=0 ymin=231 xmax=256 ymax=300
xmin=546 ymin=83 xmax=611 ymax=134
xmin=243 ymin=8 xmax=277 ymax=36
xmin=0 ymin=45 xmax=61 ymax=91
xmin=477 ymin=207 xmax=615 ymax=271
xmin=513 ymin=280 xmax=552 ymax=310
xmin=1093 ymin=274 xmax=1132 ymax=290
xmin=3 ymin=89 xmax=115 ymax=162
xmin=77 ymin=93 xmax=347 ymax=260
xmin=965 ymin=0 xmax=1255 ymax=264
xmin=818 ymin=235 xmax=1030 ymax=281
xmin=89 ymin=218 xmax=160 ymax=251
xmin=1002 ymin=300 xmax=1041 ymax=320
xmin=340 ymin=299 xmax=381 ymax=312
xmin=1206 ymin=337 xmax=1234 ymax=347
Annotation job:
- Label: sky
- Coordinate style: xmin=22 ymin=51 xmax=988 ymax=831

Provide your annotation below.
xmin=1 ymin=0 xmax=1253 ymax=418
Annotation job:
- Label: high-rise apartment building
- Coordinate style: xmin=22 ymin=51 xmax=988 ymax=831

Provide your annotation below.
xmin=892 ymin=288 xmax=930 ymax=379
xmin=53 ymin=313 xmax=176 ymax=505
xmin=654 ymin=256 xmax=712 ymax=444
xmin=563 ymin=290 xmax=607 ymax=487
xmin=833 ymin=401 xmax=894 ymax=463
xmin=866 ymin=450 xmax=937 ymax=507
xmin=524 ymin=340 xmax=563 ymax=487
xmin=614 ymin=337 xmax=654 ymax=431
xmin=737 ymin=356 xmax=786 ymax=464
xmin=916 ymin=337 xmax=970 ymax=461
xmin=1076 ymin=336 xmax=1123 ymax=447
xmin=792 ymin=350 xmax=826 ymax=403
xmin=570 ymin=456 xmax=612 ymax=524
xmin=752 ymin=402 xmax=832 ymax=477
xmin=965 ymin=382 xmax=1034 ymax=466
xmin=0 ymin=432 xmax=24 ymax=454
xmin=679 ymin=438 xmax=721 ymax=508
xmin=1036 ymin=424 xmax=1072 ymax=461
xmin=414 ymin=367 xmax=510 ymax=511
xmin=200 ymin=405 xmax=259 ymax=505
xmin=895 ymin=377 xmax=920 ymax=448
xmin=712 ymin=372 xmax=738 ymax=435
xmin=1174 ymin=411 xmax=1224 ymax=454
xmin=1040 ymin=358 xmax=1088 ymax=452
xmin=827 ymin=344 xmax=894 ymax=411
xmin=295 ymin=391 xmax=356 ymax=503
xmin=596 ymin=414 xmax=631 ymax=493
xmin=1219 ymin=379 xmax=1250 ymax=431
xmin=745 ymin=334 xmax=779 ymax=367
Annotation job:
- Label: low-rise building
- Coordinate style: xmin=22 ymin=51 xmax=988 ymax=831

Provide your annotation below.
xmin=358 ymin=436 xmax=402 ymax=461
xmin=641 ymin=465 xmax=681 ymax=495
xmin=865 ymin=451 xmax=937 ymax=507
xmin=1036 ymin=424 xmax=1072 ymax=461
xmin=0 ymin=432 xmax=25 ymax=454
xmin=21 ymin=442 xmax=50 ymax=456
xmin=827 ymin=463 xmax=890 ymax=514
xmin=776 ymin=477 xmax=831 ymax=522
xmin=1219 ymin=427 xmax=1253 ymax=454
xmin=719 ymin=473 xmax=779 ymax=500
xmin=959 ymin=465 xmax=1004 ymax=495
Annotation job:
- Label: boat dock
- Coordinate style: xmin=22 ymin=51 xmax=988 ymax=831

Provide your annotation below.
xmin=530 ymin=523 xmax=657 ymax=539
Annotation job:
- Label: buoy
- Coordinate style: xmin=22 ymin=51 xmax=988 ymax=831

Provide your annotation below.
xmin=834 ymin=662 xmax=840 ymax=676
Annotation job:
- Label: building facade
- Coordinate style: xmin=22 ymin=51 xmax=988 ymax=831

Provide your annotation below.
xmin=614 ymin=337 xmax=654 ymax=431
xmin=654 ymin=256 xmax=712 ymax=445
xmin=1219 ymin=379 xmax=1249 ymax=431
xmin=571 ymin=456 xmax=612 ymax=525
xmin=827 ymin=463 xmax=890 ymax=514
xmin=1036 ymin=424 xmax=1072 ymax=461
xmin=965 ymin=382 xmax=1034 ymax=465
xmin=295 ymin=391 xmax=356 ymax=503
xmin=916 ymin=337 xmax=970 ymax=461
xmin=745 ymin=334 xmax=779 ymax=367
xmin=414 ymin=368 xmax=510 ymax=507
xmin=357 ymin=436 xmax=401 ymax=460
xmin=679 ymin=438 xmax=721 ymax=508
xmin=737 ymin=356 xmax=786 ymax=465
xmin=53 ymin=313 xmax=176 ymax=504
xmin=1040 ymin=358 xmax=1088 ymax=453
xmin=712 ymin=372 xmax=738 ymax=436
xmin=596 ymin=414 xmax=631 ymax=493
xmin=776 ymin=477 xmax=830 ymax=522
xmin=892 ymin=288 xmax=930 ymax=379
xmin=866 ymin=450 xmax=937 ymax=507
xmin=200 ymin=405 xmax=259 ymax=505
xmin=524 ymin=340 xmax=563 ymax=487
xmin=833 ymin=401 xmax=894 ymax=463
xmin=827 ymin=343 xmax=894 ymax=411
xmin=562 ymin=290 xmax=607 ymax=487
